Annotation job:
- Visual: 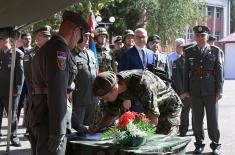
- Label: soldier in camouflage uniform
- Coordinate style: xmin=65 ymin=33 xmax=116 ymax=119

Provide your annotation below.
xmin=91 ymin=70 xmax=182 ymax=136
xmin=113 ymin=30 xmax=135 ymax=71
xmin=94 ymin=27 xmax=117 ymax=73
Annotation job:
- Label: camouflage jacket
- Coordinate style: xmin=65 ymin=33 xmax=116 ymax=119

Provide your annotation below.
xmin=96 ymin=45 xmax=117 ymax=72
xmin=104 ymin=70 xmax=182 ymax=118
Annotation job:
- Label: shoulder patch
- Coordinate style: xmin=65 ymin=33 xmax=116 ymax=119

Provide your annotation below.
xmin=57 ymin=51 xmax=66 ymax=70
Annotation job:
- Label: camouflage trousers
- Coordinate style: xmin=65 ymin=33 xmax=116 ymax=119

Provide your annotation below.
xmin=157 ymin=115 xmax=180 ymax=136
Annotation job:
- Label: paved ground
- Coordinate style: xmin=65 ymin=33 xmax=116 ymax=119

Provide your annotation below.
xmin=0 ymin=80 xmax=234 ymax=155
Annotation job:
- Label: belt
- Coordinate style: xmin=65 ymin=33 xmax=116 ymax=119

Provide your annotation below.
xmin=32 ymin=87 xmax=48 ymax=95
xmin=191 ymin=70 xmax=214 ymax=77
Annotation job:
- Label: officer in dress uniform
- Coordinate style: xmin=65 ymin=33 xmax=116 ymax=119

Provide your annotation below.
xmin=23 ymin=25 xmax=52 ymax=127
xmin=91 ymin=70 xmax=182 ymax=136
xmin=71 ymin=30 xmax=98 ymax=135
xmin=0 ymin=27 xmax=24 ymax=146
xmin=182 ymin=25 xmax=223 ymax=154
xmin=27 ymin=11 xmax=89 ymax=155
xmin=94 ymin=27 xmax=116 ymax=73
xmin=172 ymin=43 xmax=193 ymax=137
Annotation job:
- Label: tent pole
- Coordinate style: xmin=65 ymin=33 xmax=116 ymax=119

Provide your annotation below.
xmin=6 ymin=34 xmax=17 ymax=153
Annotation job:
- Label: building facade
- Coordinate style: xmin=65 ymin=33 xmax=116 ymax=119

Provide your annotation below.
xmin=186 ymin=0 xmax=231 ymax=42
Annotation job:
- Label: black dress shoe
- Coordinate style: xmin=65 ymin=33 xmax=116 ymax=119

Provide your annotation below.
xmin=194 ymin=147 xmax=204 ymax=154
xmin=213 ymin=148 xmax=221 ymax=155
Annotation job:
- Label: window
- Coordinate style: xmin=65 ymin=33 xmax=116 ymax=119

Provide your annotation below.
xmin=207 ymin=7 xmax=212 ymax=17
xmin=215 ymin=32 xmax=220 ymax=41
xmin=216 ymin=8 xmax=221 ymax=19
xmin=187 ymin=28 xmax=193 ymax=40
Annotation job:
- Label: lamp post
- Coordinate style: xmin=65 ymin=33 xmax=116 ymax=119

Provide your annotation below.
xmin=95 ymin=16 xmax=115 ymax=45
xmin=95 ymin=16 xmax=115 ymax=29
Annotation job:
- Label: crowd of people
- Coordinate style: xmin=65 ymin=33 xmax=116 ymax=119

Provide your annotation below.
xmin=0 ymin=10 xmax=224 ymax=155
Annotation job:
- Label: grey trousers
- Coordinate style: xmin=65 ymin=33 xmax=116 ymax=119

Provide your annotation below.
xmin=0 ymin=96 xmax=19 ymax=137
xmin=191 ymin=95 xmax=220 ymax=146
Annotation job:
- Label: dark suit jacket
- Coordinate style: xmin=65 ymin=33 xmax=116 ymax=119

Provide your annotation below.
xmin=172 ymin=56 xmax=184 ymax=95
xmin=183 ymin=44 xmax=223 ymax=97
xmin=0 ymin=49 xmax=24 ymax=97
xmin=119 ymin=46 xmax=155 ymax=71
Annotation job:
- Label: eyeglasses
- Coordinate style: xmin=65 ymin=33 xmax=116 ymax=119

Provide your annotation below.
xmin=135 ymin=35 xmax=147 ymax=39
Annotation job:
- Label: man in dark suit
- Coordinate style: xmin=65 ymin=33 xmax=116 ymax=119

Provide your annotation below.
xmin=27 ymin=11 xmax=89 ymax=155
xmin=0 ymin=27 xmax=24 ymax=147
xmin=17 ymin=33 xmax=32 ymax=122
xmin=119 ymin=28 xmax=155 ymax=71
xmin=182 ymin=25 xmax=224 ymax=155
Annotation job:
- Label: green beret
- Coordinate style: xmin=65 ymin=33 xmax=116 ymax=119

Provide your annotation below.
xmin=114 ymin=35 xmax=122 ymax=43
xmin=147 ymin=35 xmax=160 ymax=43
xmin=93 ymin=71 xmax=117 ymax=96
xmin=208 ymin=35 xmax=216 ymax=41
xmin=193 ymin=25 xmax=210 ymax=34
xmin=34 ymin=25 xmax=52 ymax=36
xmin=62 ymin=10 xmax=90 ymax=32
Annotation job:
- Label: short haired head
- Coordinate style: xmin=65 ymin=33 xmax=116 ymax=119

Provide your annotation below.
xmin=175 ymin=38 xmax=185 ymax=45
xmin=93 ymin=71 xmax=117 ymax=96
xmin=193 ymin=25 xmax=210 ymax=35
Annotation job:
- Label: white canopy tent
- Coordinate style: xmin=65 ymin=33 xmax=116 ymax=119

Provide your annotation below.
xmin=0 ymin=0 xmax=77 ymax=152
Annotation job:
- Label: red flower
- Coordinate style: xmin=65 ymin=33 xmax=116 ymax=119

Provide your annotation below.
xmin=118 ymin=111 xmax=137 ymax=128
xmin=136 ymin=113 xmax=151 ymax=123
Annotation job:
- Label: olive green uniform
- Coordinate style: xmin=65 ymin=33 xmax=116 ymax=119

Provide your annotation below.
xmin=184 ymin=43 xmax=223 ymax=150
xmin=96 ymin=45 xmax=116 ymax=72
xmin=103 ymin=70 xmax=182 ymax=135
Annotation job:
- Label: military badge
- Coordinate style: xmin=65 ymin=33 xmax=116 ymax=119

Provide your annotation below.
xmin=57 ymin=51 xmax=66 ymax=70
xmin=198 ymin=26 xmax=202 ymax=31
xmin=77 ymin=61 xmax=83 ymax=69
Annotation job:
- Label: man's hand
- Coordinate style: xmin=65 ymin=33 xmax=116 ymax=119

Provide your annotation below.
xmin=180 ymin=92 xmax=190 ymax=100
xmin=147 ymin=114 xmax=159 ymax=126
xmin=67 ymin=91 xmax=73 ymax=103
xmin=216 ymin=93 xmax=223 ymax=101
xmin=47 ymin=135 xmax=65 ymax=152
xmin=89 ymin=124 xmax=99 ymax=134
xmin=122 ymin=100 xmax=131 ymax=110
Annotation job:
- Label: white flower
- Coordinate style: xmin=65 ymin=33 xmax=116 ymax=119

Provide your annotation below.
xmin=126 ymin=121 xmax=147 ymax=137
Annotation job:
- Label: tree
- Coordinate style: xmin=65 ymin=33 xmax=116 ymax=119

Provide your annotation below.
xmin=98 ymin=0 xmax=205 ymax=49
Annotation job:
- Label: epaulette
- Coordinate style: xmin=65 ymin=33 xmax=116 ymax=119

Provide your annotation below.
xmin=210 ymin=45 xmax=221 ymax=50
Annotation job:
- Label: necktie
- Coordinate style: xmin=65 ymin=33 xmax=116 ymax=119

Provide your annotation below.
xmin=141 ymin=49 xmax=146 ymax=68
